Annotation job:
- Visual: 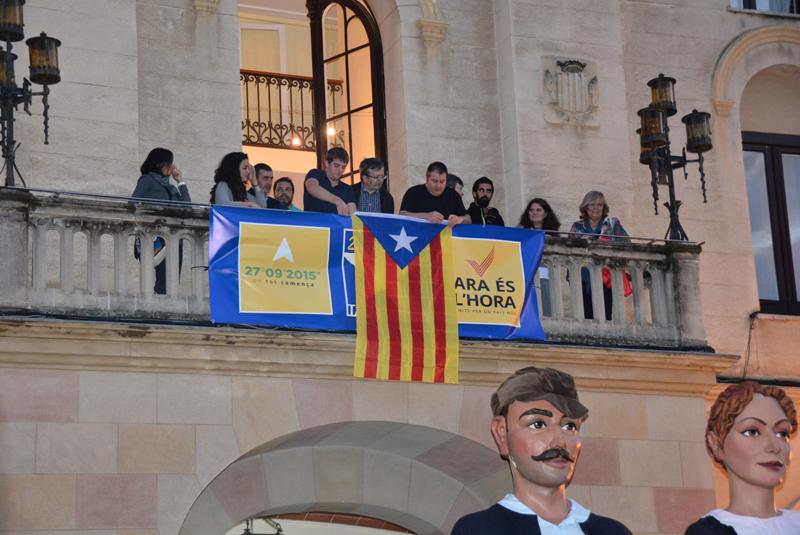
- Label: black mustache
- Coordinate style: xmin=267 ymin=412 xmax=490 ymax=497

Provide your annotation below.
xmin=531 ymin=448 xmax=574 ymax=463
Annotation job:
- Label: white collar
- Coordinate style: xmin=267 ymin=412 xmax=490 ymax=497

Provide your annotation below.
xmin=498 ymin=493 xmax=591 ymax=526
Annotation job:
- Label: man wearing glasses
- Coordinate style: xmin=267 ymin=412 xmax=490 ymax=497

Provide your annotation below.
xmin=353 ymin=157 xmax=395 ymax=214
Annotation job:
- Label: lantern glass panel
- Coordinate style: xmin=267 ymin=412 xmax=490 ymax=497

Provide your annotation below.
xmin=0 ymin=0 xmax=24 ymax=42
xmin=647 ymin=74 xmax=677 ymax=116
xmin=682 ymin=110 xmax=712 ymax=154
xmin=0 ymin=49 xmax=17 ymax=85
xmin=26 ymin=33 xmax=60 ymax=85
xmin=638 ymin=107 xmax=666 ymax=149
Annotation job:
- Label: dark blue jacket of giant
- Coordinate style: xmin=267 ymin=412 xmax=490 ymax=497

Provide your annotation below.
xmin=451 ymin=504 xmax=632 ymax=535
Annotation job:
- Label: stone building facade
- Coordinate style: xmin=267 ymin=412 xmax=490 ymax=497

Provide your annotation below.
xmin=1 ymin=0 xmax=799 ymax=534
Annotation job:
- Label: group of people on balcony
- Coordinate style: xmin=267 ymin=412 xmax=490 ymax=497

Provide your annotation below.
xmin=131 ymin=146 xmax=631 ymax=314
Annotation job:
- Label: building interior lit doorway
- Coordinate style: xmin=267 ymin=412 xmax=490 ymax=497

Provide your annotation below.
xmin=238 ymin=0 xmax=387 ymax=208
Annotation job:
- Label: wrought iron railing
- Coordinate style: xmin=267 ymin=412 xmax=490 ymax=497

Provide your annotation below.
xmin=241 ymin=70 xmax=344 ymax=151
xmin=0 ymin=189 xmax=707 ymax=349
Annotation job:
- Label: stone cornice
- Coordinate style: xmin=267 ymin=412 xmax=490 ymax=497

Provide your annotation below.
xmin=0 ymin=319 xmax=737 ymax=395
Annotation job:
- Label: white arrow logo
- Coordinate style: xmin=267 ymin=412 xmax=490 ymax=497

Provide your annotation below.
xmin=272 ymin=238 xmax=295 ymax=262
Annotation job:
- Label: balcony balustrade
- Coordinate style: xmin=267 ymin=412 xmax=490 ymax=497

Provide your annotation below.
xmin=0 ymin=189 xmax=707 ymax=349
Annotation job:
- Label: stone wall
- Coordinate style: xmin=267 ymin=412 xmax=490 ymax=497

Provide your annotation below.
xmin=0 ymin=319 xmax=737 ymax=535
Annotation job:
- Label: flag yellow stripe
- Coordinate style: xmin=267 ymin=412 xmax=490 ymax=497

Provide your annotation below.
xmin=439 ymin=229 xmax=460 ymax=384
xmin=353 ymin=218 xmax=367 ymax=378
xmin=372 ymin=244 xmax=391 ymax=380
xmin=396 ymin=263 xmax=413 ymax=381
xmin=416 ymin=245 xmax=437 ymax=382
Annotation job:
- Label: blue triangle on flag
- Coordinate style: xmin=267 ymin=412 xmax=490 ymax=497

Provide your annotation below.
xmin=356 ymin=213 xmax=448 ymax=269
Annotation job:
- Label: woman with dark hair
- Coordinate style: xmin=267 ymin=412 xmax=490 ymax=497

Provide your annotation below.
xmin=210 ymin=152 xmax=266 ymax=208
xmin=131 ymin=147 xmax=191 ymax=204
xmin=518 ymin=197 xmax=560 ymax=231
xmin=569 ymin=191 xmax=630 ymax=320
xmin=518 ymin=198 xmax=560 ymax=317
xmin=685 ymin=382 xmax=799 ymax=534
xmin=130 ymin=148 xmax=191 ymax=295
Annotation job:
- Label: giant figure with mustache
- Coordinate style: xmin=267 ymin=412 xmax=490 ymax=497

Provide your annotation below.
xmin=451 ymin=366 xmax=632 ymax=534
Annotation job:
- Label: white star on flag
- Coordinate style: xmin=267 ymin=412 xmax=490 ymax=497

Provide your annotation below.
xmin=389 ymin=227 xmax=418 ymax=253
xmin=272 ymin=238 xmax=295 ymax=262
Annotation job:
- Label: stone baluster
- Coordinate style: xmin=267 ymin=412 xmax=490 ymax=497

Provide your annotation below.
xmin=191 ymin=232 xmax=206 ymax=299
xmin=139 ymin=230 xmax=155 ymax=297
xmin=610 ymin=265 xmax=625 ymax=323
xmin=86 ymin=224 xmax=102 ymax=295
xmin=533 ymin=264 xmax=543 ymax=317
xmin=649 ymin=264 xmax=668 ymax=327
xmin=549 ymin=257 xmax=565 ymax=320
xmin=114 ymin=227 xmax=128 ymax=295
xmin=31 ymin=218 xmax=49 ymax=292
xmin=166 ymin=231 xmax=180 ymax=297
xmin=568 ymin=261 xmax=584 ymax=320
xmin=59 ymin=222 xmax=75 ymax=294
xmin=631 ymin=263 xmax=646 ymax=325
xmin=589 ymin=261 xmax=604 ymax=321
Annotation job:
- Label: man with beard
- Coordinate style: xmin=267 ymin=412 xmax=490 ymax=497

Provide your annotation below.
xmin=467 ymin=176 xmax=504 ymax=226
xmin=273 ymin=177 xmax=301 ymax=211
xmin=451 ymin=367 xmax=631 ymax=535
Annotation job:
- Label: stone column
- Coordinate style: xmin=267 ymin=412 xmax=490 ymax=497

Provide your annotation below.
xmin=673 ymin=250 xmax=707 ymax=348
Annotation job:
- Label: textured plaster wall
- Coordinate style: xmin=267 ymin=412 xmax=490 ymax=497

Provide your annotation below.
xmin=495 ymin=0 xmax=633 ymax=232
xmin=136 ymin=0 xmax=242 ymax=201
xmin=15 ymin=1 xmax=242 ymax=199
xmin=16 ymin=1 xmax=140 ymax=194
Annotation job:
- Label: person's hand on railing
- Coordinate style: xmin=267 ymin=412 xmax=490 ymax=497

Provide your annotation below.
xmin=334 ymin=198 xmax=350 ymax=216
xmin=425 ymin=211 xmax=445 ymax=224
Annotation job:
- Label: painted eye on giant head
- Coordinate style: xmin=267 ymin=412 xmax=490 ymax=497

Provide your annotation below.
xmin=561 ymin=421 xmax=579 ymax=433
xmin=528 ymin=419 xmax=547 ymax=430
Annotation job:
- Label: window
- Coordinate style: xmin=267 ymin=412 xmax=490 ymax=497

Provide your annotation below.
xmin=731 ymin=0 xmax=800 ymax=14
xmin=743 ymin=132 xmax=800 ymax=314
xmin=308 ymin=0 xmax=387 ymax=183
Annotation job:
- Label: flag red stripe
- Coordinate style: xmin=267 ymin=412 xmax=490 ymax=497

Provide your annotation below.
xmin=384 ymin=253 xmax=402 ymax=380
xmin=362 ymin=227 xmax=379 ymax=378
xmin=429 ymin=235 xmax=447 ymax=383
xmin=407 ymin=256 xmax=425 ymax=381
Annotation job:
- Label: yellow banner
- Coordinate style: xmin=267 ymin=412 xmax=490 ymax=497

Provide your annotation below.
xmin=238 ymin=222 xmax=332 ymax=314
xmin=452 ymin=236 xmax=525 ymax=327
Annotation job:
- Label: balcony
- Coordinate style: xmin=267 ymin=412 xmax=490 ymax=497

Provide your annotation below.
xmin=241 ymin=69 xmax=344 ymax=151
xmin=0 ymin=188 xmax=708 ymax=350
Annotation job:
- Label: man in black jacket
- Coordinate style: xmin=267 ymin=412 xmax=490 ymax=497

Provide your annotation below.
xmin=353 ymin=157 xmax=394 ymax=214
xmin=451 ymin=367 xmax=632 ymax=535
xmin=466 ymin=176 xmax=505 ymax=226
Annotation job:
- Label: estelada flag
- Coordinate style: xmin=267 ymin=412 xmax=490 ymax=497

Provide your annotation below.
xmin=352 ymin=213 xmax=459 ymax=384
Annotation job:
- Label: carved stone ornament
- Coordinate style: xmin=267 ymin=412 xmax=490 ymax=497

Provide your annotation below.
xmin=418 ymin=19 xmax=449 ymax=47
xmin=542 ymin=56 xmax=599 ymax=126
xmin=194 ymin=0 xmax=220 ymax=15
xmin=418 ymin=0 xmax=448 ymax=47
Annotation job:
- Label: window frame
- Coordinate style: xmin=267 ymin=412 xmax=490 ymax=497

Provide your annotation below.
xmin=743 ymin=131 xmax=800 ymax=314
xmin=307 ymin=0 xmax=388 ymax=184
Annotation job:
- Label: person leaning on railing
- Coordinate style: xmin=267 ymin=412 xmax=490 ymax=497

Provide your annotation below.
xmin=209 ymin=152 xmax=266 ymax=208
xmin=568 ymin=190 xmax=630 ymax=321
xmin=130 ymin=147 xmax=192 ymax=295
xmin=518 ymin=197 xmax=561 ymax=318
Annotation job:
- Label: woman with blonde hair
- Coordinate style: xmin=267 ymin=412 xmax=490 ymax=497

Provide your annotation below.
xmin=685 ymin=381 xmax=799 ymax=534
xmin=569 ymin=191 xmax=629 ymax=320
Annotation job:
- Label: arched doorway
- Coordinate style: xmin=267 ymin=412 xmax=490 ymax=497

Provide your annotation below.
xmin=179 ymin=421 xmax=509 ymax=535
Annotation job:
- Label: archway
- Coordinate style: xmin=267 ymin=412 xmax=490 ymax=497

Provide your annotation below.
xmin=179 ymin=421 xmax=509 ymax=535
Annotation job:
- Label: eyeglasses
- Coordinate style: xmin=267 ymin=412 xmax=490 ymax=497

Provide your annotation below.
xmin=363 ymin=172 xmax=386 ymax=181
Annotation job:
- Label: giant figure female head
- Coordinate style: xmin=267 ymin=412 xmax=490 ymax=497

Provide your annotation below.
xmin=706 ymin=382 xmax=797 ymax=503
